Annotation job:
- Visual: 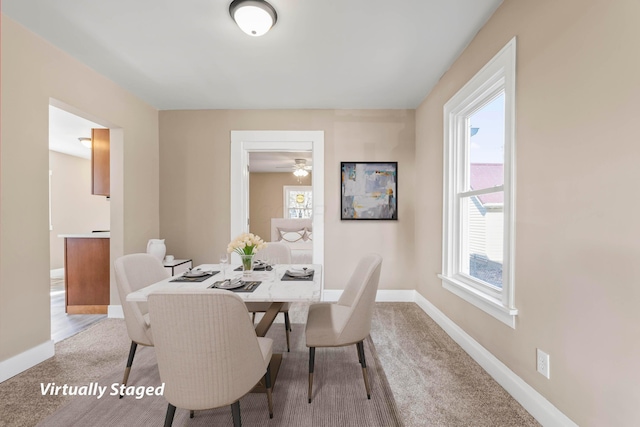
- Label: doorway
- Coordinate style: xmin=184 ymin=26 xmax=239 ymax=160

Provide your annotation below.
xmin=230 ymin=130 xmax=325 ymax=268
xmin=48 ymin=104 xmax=109 ymax=341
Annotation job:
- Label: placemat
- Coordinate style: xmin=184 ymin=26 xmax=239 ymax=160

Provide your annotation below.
xmin=209 ymin=281 xmax=261 ymax=292
xmin=234 ymin=265 xmax=272 ymax=271
xmin=281 ymin=271 xmax=315 ymax=281
xmin=170 ymin=271 xmax=219 ymax=282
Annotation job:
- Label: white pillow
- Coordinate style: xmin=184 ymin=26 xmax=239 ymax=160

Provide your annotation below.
xmin=278 ymin=227 xmax=305 ymax=243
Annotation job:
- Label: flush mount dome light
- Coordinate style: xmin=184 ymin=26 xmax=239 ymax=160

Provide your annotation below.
xmin=229 ymin=0 xmax=277 ymax=37
xmin=78 ymin=137 xmax=92 ymax=148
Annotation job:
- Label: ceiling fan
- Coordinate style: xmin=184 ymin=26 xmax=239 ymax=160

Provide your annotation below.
xmin=278 ymin=158 xmax=312 ymax=177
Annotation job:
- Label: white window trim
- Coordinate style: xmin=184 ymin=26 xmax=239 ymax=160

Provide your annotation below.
xmin=283 ymin=186 xmax=312 ymax=219
xmin=440 ymin=37 xmax=517 ymax=328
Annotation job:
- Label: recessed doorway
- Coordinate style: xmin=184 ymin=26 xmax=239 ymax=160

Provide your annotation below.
xmin=230 ymin=130 xmax=325 ymax=269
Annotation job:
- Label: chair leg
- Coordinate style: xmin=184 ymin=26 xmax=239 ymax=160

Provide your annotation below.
xmin=284 ymin=313 xmax=291 ymax=352
xmin=252 ymin=312 xmax=256 ymax=323
xmin=356 ymin=341 xmax=371 ymax=399
xmin=264 ymin=363 xmax=274 ymax=418
xmin=284 ymin=311 xmax=292 ymax=332
xmin=189 ymin=410 xmax=194 ymax=418
xmin=308 ymin=347 xmax=315 ymax=403
xmin=231 ymin=401 xmax=241 ymax=427
xmin=164 ymin=403 xmax=176 ymax=427
xmin=120 ymin=341 xmax=138 ymax=398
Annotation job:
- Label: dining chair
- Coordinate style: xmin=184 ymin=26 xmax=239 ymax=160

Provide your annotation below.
xmin=114 ymin=253 xmax=169 ymax=396
xmin=247 ymin=242 xmax=293 ymax=351
xmin=148 ymin=289 xmax=274 ymax=427
xmin=305 ymin=253 xmax=382 ymax=403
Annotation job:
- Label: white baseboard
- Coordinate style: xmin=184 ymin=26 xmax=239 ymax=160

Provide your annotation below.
xmin=0 ymin=340 xmax=55 ymax=383
xmin=108 ymin=305 xmax=124 ymax=318
xmin=322 ymin=289 xmax=415 ymax=302
xmin=50 ymin=268 xmax=64 ymax=279
xmin=374 ymin=290 xmax=415 ymax=302
xmin=414 ymin=292 xmax=577 ymax=427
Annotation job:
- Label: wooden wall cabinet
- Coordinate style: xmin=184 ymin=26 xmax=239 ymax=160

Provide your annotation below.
xmin=64 ymin=237 xmax=110 ymax=314
xmin=91 ymin=128 xmax=110 ymax=196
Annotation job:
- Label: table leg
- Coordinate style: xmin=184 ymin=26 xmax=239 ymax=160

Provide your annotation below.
xmin=252 ymin=301 xmax=285 ymax=393
xmin=251 ymin=354 xmax=282 ymax=393
xmin=254 ymin=301 xmax=284 ymax=337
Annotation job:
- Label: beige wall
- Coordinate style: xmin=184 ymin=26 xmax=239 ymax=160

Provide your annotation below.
xmin=159 ymin=110 xmax=415 ymax=291
xmin=249 ymin=172 xmax=312 ymax=241
xmin=1 ymin=15 xmax=159 ymax=362
xmin=414 ymin=0 xmax=640 ymax=425
xmin=49 ymin=151 xmax=111 ymax=269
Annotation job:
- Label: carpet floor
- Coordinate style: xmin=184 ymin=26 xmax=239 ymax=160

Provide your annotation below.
xmin=24 ymin=319 xmax=400 ymax=426
xmin=0 ymin=303 xmax=539 ymax=426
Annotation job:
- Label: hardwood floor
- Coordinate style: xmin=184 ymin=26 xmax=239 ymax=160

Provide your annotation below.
xmin=50 ymin=277 xmax=106 ymax=342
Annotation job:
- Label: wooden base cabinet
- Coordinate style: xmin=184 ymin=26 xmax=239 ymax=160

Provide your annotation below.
xmin=64 ymin=237 xmax=110 ymax=314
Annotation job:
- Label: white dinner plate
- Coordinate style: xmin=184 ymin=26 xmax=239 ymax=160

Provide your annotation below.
xmin=253 ymin=261 xmax=268 ymax=270
xmin=286 ymin=268 xmax=313 ymax=277
xmin=183 ymin=270 xmax=208 ymax=278
xmin=217 ymin=279 xmax=244 ymax=290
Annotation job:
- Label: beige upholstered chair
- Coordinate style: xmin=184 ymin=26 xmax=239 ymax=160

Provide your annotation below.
xmin=247 ymin=242 xmax=294 ymax=351
xmin=305 ymin=253 xmax=382 ymax=403
xmin=114 ymin=253 xmax=169 ymax=395
xmin=255 ymin=241 xmax=292 ymax=264
xmin=148 ymin=289 xmax=274 ymax=427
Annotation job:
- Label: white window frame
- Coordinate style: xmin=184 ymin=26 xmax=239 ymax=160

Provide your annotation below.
xmin=283 ymin=185 xmax=312 ymax=219
xmin=439 ymin=37 xmax=518 ymax=328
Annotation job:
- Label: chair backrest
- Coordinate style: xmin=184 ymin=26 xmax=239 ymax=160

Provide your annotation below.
xmin=255 ymin=242 xmax=292 ymax=264
xmin=114 ymin=253 xmax=169 ymax=346
xmin=336 ymin=253 xmax=383 ymax=344
xmin=148 ymin=289 xmax=272 ymax=410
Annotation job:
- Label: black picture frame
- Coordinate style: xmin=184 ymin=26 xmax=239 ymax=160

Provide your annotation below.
xmin=341 ymin=162 xmax=398 ymax=220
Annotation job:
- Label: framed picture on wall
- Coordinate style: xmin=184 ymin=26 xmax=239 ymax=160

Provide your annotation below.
xmin=341 ymin=162 xmax=398 ymax=220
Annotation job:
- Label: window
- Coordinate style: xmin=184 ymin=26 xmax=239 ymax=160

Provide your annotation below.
xmin=283 ymin=186 xmax=312 ymax=219
xmin=440 ymin=37 xmax=517 ymax=327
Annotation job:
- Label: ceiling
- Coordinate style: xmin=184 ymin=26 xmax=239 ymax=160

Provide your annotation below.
xmin=49 ymin=106 xmax=105 ymax=159
xmin=249 ymin=151 xmax=311 ymax=173
xmin=2 ymin=0 xmax=503 ymax=110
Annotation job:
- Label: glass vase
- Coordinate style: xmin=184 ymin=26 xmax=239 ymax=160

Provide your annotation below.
xmin=240 ymin=254 xmax=254 ymax=278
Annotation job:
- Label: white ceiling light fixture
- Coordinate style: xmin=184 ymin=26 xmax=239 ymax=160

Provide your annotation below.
xmin=229 ymin=0 xmax=277 ymax=37
xmin=293 ymin=168 xmax=309 ymax=178
xmin=78 ymin=137 xmax=92 ymax=148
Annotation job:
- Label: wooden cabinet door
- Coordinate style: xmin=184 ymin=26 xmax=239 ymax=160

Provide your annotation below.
xmin=64 ymin=238 xmax=110 ymax=313
xmin=91 ymin=128 xmax=110 ymax=196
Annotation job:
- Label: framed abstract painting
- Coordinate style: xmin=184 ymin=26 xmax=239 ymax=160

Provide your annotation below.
xmin=341 ymin=162 xmax=398 ymax=220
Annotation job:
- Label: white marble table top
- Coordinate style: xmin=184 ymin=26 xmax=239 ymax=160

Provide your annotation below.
xmin=126 ymin=263 xmax=322 ymax=303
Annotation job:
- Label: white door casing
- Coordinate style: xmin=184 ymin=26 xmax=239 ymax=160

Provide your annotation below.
xmin=230 ymin=130 xmax=325 ymax=268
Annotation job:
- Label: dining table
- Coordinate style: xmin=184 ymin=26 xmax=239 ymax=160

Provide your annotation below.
xmin=126 ymin=262 xmax=323 ymax=391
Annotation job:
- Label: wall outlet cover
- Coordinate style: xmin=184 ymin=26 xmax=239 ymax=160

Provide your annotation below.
xmin=537 ymin=348 xmax=550 ymax=379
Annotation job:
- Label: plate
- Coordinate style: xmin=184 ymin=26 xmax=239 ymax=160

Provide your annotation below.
xmin=183 ymin=270 xmax=208 ymax=278
xmin=286 ymin=268 xmax=313 ymax=277
xmin=217 ymin=279 xmax=244 ymax=290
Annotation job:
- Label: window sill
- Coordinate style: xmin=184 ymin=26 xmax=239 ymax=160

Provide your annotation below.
xmin=438 ymin=274 xmax=518 ymax=328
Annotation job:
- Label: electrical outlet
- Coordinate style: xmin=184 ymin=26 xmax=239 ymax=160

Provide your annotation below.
xmin=537 ymin=349 xmax=550 ymax=379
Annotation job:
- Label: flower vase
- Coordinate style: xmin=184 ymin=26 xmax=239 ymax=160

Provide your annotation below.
xmin=240 ymin=254 xmax=254 ymax=278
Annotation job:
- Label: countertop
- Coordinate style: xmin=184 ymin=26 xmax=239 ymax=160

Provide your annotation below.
xmin=58 ymin=232 xmax=110 ymax=239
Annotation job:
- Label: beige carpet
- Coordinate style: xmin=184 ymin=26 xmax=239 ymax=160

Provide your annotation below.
xmin=1 ymin=304 xmax=540 ymax=427
xmin=26 ymin=319 xmax=400 ymax=426
xmin=0 ymin=320 xmax=131 ymax=427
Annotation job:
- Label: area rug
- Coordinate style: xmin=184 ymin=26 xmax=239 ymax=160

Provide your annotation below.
xmin=37 ymin=321 xmax=402 ymax=426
